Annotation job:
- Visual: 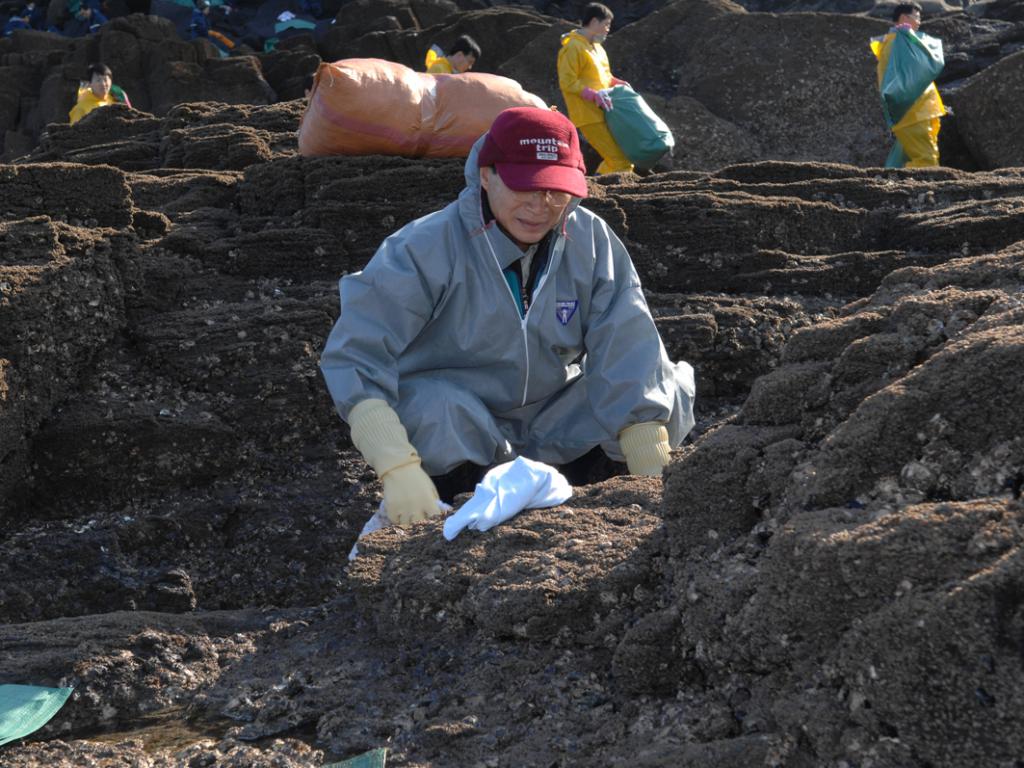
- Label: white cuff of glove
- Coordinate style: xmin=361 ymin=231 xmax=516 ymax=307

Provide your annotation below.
xmin=348 ymin=398 xmax=420 ymax=477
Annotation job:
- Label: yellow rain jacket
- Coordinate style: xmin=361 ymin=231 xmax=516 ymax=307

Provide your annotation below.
xmin=425 ymin=46 xmax=454 ymax=74
xmin=557 ymin=29 xmax=612 ymax=127
xmin=68 ymin=86 xmax=116 ymax=125
xmin=870 ymin=31 xmax=946 ymax=130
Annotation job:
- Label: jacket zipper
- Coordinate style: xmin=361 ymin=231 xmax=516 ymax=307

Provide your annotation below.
xmin=483 ymin=227 xmax=536 ymax=408
xmin=521 ymin=268 xmax=559 ymax=406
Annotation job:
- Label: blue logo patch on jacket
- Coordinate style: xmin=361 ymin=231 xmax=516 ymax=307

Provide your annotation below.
xmin=556 ymin=300 xmax=579 ymax=325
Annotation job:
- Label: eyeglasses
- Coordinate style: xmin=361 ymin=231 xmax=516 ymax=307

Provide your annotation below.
xmin=513 ymin=188 xmax=573 ymax=208
xmin=489 ymin=167 xmax=574 ymax=207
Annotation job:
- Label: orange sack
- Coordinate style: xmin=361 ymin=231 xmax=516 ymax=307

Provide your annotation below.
xmin=298 ymin=58 xmax=549 ymax=158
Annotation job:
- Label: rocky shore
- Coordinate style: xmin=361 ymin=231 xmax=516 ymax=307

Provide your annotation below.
xmin=2 ymin=0 xmax=1023 ymax=765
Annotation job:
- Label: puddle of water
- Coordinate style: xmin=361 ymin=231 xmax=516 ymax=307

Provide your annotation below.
xmin=86 ymin=707 xmax=231 ymax=752
xmin=85 ymin=708 xmax=349 ymax=762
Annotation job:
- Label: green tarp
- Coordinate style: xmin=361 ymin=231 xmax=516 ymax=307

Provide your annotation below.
xmin=879 ymin=28 xmax=944 ymax=128
xmin=0 ymin=684 xmax=73 ymax=747
xmin=604 ymin=85 xmax=674 ymax=170
xmin=323 ymin=748 xmax=388 ymax=768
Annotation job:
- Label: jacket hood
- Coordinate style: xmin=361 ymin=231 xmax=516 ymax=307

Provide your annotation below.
xmin=560 ymin=29 xmax=589 ymax=48
xmin=463 ymin=133 xmax=487 ymax=192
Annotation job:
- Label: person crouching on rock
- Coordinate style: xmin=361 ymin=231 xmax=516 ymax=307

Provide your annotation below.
xmin=69 ymin=63 xmax=131 ymax=125
xmin=425 ymin=34 xmax=482 ymax=74
xmin=320 ymin=107 xmax=696 ymax=526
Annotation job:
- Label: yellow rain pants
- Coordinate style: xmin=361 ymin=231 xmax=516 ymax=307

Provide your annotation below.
xmin=894 ymin=116 xmax=941 ymax=167
xmin=579 ymin=121 xmax=633 ymax=175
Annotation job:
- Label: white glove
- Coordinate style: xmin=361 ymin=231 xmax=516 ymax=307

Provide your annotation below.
xmin=380 ymin=462 xmax=442 ymax=526
xmin=619 ymin=422 xmax=672 ymax=476
xmin=348 ymin=399 xmax=442 ymax=526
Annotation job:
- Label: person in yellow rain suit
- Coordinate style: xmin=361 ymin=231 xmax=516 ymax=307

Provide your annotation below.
xmin=69 ymin=63 xmax=131 ymax=125
xmin=424 ymin=35 xmax=481 ymax=74
xmin=870 ymin=2 xmax=946 ymax=167
xmin=557 ymin=2 xmax=632 ymax=175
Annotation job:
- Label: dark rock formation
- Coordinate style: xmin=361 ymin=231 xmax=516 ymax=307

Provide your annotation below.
xmin=2 ymin=4 xmax=1024 ymax=763
xmin=952 ymin=49 xmax=1024 ymax=168
xmin=0 ymin=164 xmax=136 ymax=508
xmin=663 ymin=240 xmax=1024 ymax=765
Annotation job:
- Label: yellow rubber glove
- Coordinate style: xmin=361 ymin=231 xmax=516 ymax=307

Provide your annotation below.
xmin=618 ymin=422 xmax=672 ymax=476
xmin=348 ymin=399 xmax=441 ymax=526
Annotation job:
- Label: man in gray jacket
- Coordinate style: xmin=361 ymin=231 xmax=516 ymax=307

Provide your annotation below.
xmin=320 ymin=107 xmax=695 ymax=526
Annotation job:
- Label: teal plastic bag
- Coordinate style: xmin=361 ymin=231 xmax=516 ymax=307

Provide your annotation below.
xmin=323 ymin=748 xmax=388 ymax=768
xmin=0 ymin=684 xmax=73 ymax=747
xmin=884 ymin=139 xmax=908 ymax=168
xmin=275 ymin=17 xmax=316 ymax=34
xmin=603 ymin=85 xmax=674 ymax=170
xmin=879 ymin=29 xmax=944 ymax=127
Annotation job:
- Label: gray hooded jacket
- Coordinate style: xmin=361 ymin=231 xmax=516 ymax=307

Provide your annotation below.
xmin=320 ymin=138 xmax=695 ymax=475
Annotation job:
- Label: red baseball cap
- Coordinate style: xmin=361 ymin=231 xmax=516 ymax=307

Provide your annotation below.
xmin=478 ymin=107 xmax=588 ymax=199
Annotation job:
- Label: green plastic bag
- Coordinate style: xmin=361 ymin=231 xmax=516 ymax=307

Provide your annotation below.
xmin=323 ymin=748 xmax=388 ymax=768
xmin=0 ymin=684 xmax=73 ymax=747
xmin=884 ymin=139 xmax=909 ymax=168
xmin=879 ymin=29 xmax=944 ymax=127
xmin=603 ymin=85 xmax=674 ymax=170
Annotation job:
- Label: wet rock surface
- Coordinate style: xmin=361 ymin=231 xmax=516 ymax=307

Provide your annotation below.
xmin=2 ymin=12 xmax=1024 ymax=766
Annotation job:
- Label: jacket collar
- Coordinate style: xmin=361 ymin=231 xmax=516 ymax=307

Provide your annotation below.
xmin=561 ymin=29 xmax=594 ymax=49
